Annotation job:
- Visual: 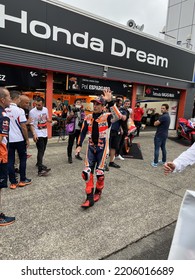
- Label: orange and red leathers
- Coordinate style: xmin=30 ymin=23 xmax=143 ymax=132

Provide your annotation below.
xmin=85 ymin=173 xmax=94 ymax=194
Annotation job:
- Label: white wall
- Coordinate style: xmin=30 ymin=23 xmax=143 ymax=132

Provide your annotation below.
xmin=165 ymin=0 xmax=195 ymax=51
xmin=140 ymin=100 xmax=178 ymax=129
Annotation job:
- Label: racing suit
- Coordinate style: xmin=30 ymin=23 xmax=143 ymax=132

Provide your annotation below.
xmin=77 ymin=101 xmax=122 ymax=207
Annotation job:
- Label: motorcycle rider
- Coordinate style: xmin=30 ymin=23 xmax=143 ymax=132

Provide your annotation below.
xmin=76 ymin=89 xmax=125 ymax=208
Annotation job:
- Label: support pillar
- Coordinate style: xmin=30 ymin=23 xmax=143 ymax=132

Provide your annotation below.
xmin=46 ymin=71 xmax=53 ymax=138
xmin=131 ymin=83 xmax=137 ymax=120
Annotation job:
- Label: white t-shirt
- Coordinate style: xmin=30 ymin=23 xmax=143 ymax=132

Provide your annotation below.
xmin=29 ymin=107 xmax=49 ymax=137
xmin=5 ymin=103 xmax=27 ymax=143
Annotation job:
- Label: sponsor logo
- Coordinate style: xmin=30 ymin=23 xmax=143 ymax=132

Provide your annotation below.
xmin=30 ymin=71 xmax=38 ymax=77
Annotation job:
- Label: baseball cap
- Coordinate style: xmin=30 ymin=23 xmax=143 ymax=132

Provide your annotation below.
xmin=91 ymin=96 xmax=105 ymax=105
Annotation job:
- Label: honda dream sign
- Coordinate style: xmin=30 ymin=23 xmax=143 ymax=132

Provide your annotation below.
xmin=0 ymin=0 xmax=194 ymax=81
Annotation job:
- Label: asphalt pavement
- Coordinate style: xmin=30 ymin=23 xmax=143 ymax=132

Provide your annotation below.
xmin=1 ymin=128 xmax=194 ymax=260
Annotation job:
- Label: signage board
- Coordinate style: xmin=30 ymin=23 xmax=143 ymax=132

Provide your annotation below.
xmin=145 ymin=86 xmax=180 ymax=99
xmin=0 ymin=0 xmax=194 ymax=81
xmin=68 ymin=75 xmax=132 ymax=95
xmin=0 ymin=64 xmax=41 ymax=88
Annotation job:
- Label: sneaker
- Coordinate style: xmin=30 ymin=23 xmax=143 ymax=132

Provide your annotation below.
xmin=35 ymin=163 xmax=49 ymax=170
xmin=151 ymin=162 xmax=158 ymax=167
xmin=115 ymin=155 xmax=125 ymax=160
xmin=38 ymin=170 xmax=49 ymax=177
xmin=41 ymin=165 xmax=51 ymax=172
xmin=9 ymin=183 xmax=18 ymax=189
xmin=75 ymin=154 xmax=83 ymax=160
xmin=45 ymin=168 xmax=51 ymax=172
xmin=0 ymin=213 xmax=15 ymax=226
xmin=18 ymin=178 xmax=32 ymax=187
xmin=158 ymin=160 xmax=165 ymax=165
xmin=41 ymin=164 xmax=51 ymax=172
xmin=68 ymin=156 xmax=73 ymax=164
xmin=109 ymin=162 xmax=121 ymax=168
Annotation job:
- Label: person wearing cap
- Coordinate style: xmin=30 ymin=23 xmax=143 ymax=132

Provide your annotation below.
xmin=76 ymin=89 xmax=124 ymax=208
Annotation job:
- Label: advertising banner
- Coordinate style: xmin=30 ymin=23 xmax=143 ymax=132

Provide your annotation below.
xmin=144 ymin=86 xmax=180 ymax=99
xmin=0 ymin=64 xmax=41 ymax=88
xmin=67 ymin=75 xmax=132 ymax=95
xmin=0 ymin=0 xmax=195 ymax=81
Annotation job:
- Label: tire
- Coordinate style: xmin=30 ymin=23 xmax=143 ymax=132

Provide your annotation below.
xmin=191 ymin=134 xmax=195 ymax=145
xmin=123 ymin=137 xmax=130 ymax=154
xmin=177 ymin=128 xmax=182 ymax=139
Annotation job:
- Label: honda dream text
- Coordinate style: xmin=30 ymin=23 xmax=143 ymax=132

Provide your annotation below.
xmin=0 ymin=4 xmax=168 ymax=69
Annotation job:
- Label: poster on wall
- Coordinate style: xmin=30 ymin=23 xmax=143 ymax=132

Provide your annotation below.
xmin=169 ymin=100 xmax=178 ymax=129
xmin=67 ymin=75 xmax=132 ymax=96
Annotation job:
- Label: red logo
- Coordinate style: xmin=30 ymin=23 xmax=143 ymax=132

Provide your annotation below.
xmin=145 ymin=88 xmax=151 ymax=95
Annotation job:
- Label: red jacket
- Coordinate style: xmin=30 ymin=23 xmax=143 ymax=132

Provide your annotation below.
xmin=134 ymin=107 xmax=144 ymax=121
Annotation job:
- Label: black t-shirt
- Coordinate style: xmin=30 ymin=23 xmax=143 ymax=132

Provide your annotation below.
xmin=120 ymin=107 xmax=130 ymax=135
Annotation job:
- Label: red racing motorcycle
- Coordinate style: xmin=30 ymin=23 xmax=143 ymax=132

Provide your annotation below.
xmin=177 ymin=117 xmax=195 ymax=145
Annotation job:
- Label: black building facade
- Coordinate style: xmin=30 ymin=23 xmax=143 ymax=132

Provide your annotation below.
xmin=0 ymin=0 xmax=195 ymax=134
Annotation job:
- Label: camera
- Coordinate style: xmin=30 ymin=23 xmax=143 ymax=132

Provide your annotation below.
xmin=72 ymin=107 xmax=80 ymax=113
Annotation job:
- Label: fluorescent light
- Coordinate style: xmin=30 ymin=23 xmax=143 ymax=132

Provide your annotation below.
xmin=5 ymin=85 xmax=17 ymax=88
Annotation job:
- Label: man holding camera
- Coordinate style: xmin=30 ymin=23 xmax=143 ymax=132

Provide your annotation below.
xmin=66 ymin=99 xmax=85 ymax=164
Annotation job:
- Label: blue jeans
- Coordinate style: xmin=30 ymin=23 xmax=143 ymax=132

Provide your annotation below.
xmin=154 ymin=136 xmax=167 ymax=164
xmin=8 ymin=141 xmax=27 ymax=184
